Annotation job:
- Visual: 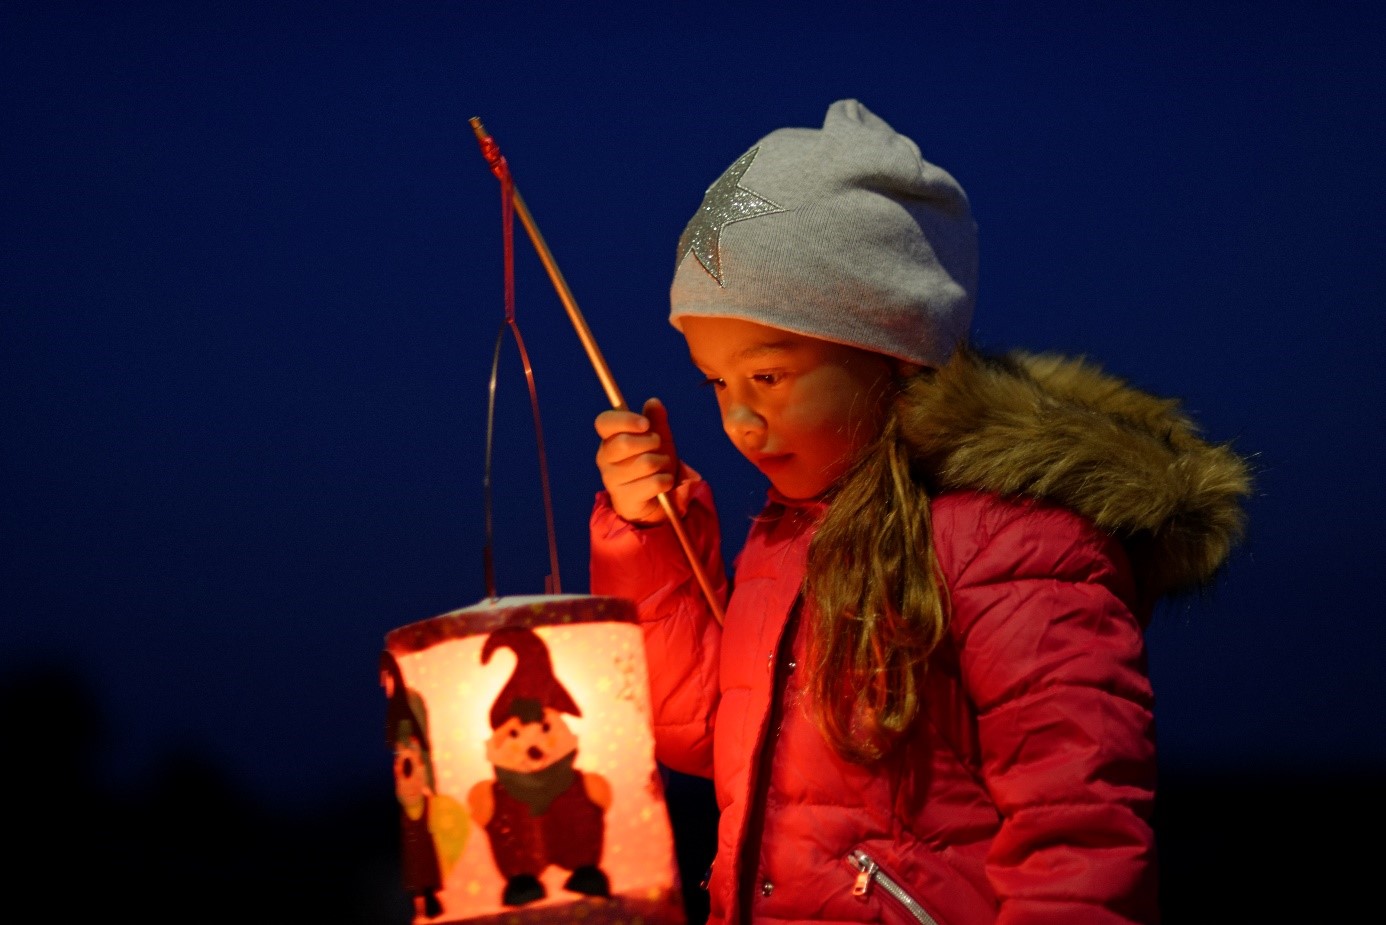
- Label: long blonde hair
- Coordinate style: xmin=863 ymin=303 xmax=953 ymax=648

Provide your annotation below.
xmin=802 ymin=379 xmax=949 ymax=764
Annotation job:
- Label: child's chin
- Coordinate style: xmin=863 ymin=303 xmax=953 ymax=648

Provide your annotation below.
xmin=770 ymin=481 xmax=824 ymax=501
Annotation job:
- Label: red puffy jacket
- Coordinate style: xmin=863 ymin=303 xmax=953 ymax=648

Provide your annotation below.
xmin=590 ymin=350 xmax=1251 ymax=925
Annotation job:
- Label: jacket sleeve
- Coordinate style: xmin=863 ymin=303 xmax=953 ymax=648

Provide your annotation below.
xmin=946 ymin=494 xmax=1158 ymax=925
xmin=589 ymin=466 xmax=727 ymax=778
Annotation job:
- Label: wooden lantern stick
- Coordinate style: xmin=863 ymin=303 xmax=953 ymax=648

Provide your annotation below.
xmin=470 ymin=117 xmax=725 ymax=625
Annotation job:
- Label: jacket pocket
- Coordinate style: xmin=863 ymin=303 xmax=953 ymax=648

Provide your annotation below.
xmin=845 ymin=848 xmax=942 ymax=925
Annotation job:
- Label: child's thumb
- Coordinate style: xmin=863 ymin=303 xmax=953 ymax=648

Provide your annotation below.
xmin=641 ymin=397 xmax=680 ymax=477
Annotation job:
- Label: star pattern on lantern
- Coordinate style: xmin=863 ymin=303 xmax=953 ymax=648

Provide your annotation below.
xmin=677 ymin=147 xmax=785 ymax=285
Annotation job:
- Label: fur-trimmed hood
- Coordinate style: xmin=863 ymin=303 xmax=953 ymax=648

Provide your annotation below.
xmin=900 ymin=347 xmax=1254 ymax=601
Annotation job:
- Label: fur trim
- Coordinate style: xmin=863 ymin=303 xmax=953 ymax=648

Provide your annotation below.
xmin=899 ymin=347 xmax=1253 ymax=598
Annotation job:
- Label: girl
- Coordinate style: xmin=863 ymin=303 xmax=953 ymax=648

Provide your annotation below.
xmin=590 ymin=100 xmax=1251 ymax=925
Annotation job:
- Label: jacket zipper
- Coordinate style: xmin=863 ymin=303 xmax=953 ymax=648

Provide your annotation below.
xmin=848 ymin=849 xmax=940 ymax=925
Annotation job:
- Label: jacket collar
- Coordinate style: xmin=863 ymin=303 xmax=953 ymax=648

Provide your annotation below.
xmin=763 ymin=485 xmax=831 ymax=518
xmin=899 ymin=346 xmax=1253 ymax=598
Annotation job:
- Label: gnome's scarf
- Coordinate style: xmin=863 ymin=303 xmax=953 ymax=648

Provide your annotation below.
xmin=494 ymin=750 xmax=578 ymax=815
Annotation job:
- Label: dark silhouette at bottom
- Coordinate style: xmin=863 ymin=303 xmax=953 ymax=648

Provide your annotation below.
xmin=1 ymin=659 xmax=1376 ymax=924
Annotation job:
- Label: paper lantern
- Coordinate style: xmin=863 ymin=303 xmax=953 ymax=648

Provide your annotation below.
xmin=381 ymin=593 xmax=686 ymax=925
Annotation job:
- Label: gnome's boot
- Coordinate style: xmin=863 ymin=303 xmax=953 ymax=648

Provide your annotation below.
xmin=502 ymin=874 xmax=546 ymax=906
xmin=564 ymin=865 xmax=611 ymax=898
xmin=421 ymin=891 xmax=443 ymax=918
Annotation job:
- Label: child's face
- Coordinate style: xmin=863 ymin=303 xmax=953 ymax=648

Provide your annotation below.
xmin=683 ymin=316 xmax=897 ymax=500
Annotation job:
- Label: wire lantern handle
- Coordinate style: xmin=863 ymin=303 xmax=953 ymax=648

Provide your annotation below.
xmin=470 ymin=116 xmax=725 ymax=624
xmin=480 ymin=128 xmax=561 ymax=599
xmin=482 ymin=318 xmax=562 ymax=598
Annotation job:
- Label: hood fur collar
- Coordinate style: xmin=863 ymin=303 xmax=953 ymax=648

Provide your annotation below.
xmin=900 ymin=347 xmax=1254 ymax=600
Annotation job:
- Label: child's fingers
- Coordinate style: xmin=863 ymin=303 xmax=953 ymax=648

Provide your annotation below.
xmin=600 ymin=455 xmax=674 ymax=523
xmin=598 ymin=444 xmax=674 ymax=486
xmin=641 ymin=397 xmax=680 ymax=477
xmin=595 ymin=428 xmax=671 ymax=483
xmin=594 ymin=408 xmax=649 ymax=440
xmin=594 ymin=398 xmax=680 ymax=524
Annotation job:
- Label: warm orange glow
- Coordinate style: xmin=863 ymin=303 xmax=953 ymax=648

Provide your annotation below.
xmin=384 ymin=594 xmax=685 ymax=925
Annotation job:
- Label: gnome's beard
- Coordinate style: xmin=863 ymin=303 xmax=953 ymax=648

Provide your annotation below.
xmin=494 ymin=750 xmax=577 ymax=816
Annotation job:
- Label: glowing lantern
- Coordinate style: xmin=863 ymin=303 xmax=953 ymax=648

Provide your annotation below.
xmin=381 ymin=593 xmax=686 ymax=925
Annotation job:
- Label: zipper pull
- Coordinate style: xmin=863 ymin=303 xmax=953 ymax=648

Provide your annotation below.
xmin=851 ymin=852 xmax=878 ymax=898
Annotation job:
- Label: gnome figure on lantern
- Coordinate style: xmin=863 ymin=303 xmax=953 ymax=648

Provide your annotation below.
xmin=381 ymin=651 xmax=469 ymax=920
xmin=468 ymin=626 xmax=613 ymax=906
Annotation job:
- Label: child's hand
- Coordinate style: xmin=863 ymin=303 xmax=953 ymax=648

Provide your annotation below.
xmin=594 ymin=397 xmax=680 ymax=524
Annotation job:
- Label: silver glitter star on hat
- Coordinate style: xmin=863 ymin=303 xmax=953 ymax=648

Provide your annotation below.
xmin=677 ymin=147 xmax=785 ymax=285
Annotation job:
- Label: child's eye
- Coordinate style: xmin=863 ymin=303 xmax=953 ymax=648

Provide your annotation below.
xmin=752 ymin=372 xmax=785 ymax=386
xmin=698 ymin=377 xmax=726 ymax=391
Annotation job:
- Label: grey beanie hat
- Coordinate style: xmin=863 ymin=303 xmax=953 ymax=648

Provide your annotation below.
xmin=670 ymin=99 xmax=978 ymax=368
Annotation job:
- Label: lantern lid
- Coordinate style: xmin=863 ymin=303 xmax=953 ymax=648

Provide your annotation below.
xmin=385 ymin=594 xmax=637 ymax=656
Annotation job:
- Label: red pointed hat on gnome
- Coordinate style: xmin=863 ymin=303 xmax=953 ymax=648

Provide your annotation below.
xmin=481 ymin=626 xmax=581 ymax=728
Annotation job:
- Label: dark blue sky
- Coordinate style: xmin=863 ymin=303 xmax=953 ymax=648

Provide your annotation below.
xmin=3 ymin=1 xmax=1384 ymax=812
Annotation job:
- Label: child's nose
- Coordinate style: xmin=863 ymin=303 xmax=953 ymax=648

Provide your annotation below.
xmin=723 ymin=400 xmax=765 ymax=442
